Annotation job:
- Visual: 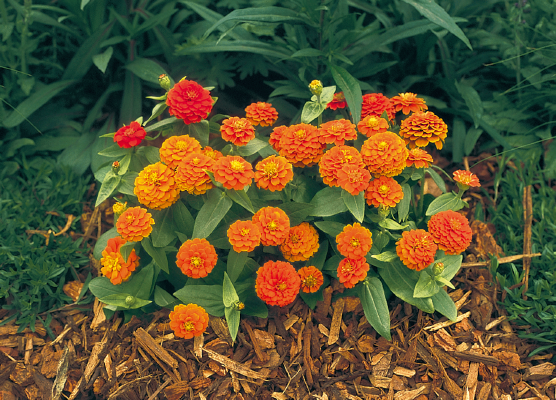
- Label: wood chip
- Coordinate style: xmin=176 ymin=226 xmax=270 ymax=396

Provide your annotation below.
xmin=452 ymin=351 xmax=500 ymax=366
xmin=485 ymin=316 xmax=506 ymax=331
xmin=203 ymin=348 xmax=269 ymax=380
xmin=194 ymin=334 xmax=204 ymax=359
xmin=133 ymin=328 xmax=178 ymax=369
xmin=328 ymin=298 xmax=344 ymax=345
xmin=464 ymin=362 xmax=479 ymax=400
xmin=393 ymin=366 xmax=416 ymax=378
xmin=523 ymin=362 xmax=555 ymax=380
xmin=393 ymin=385 xmax=426 ymax=400
xmin=424 ymin=311 xmax=471 ymax=331
xmin=283 ymin=315 xmax=299 ymax=330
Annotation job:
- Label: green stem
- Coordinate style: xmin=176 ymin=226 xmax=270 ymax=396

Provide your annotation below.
xmin=317 ymin=94 xmax=322 ymax=128
xmin=418 ymin=175 xmax=425 ymax=217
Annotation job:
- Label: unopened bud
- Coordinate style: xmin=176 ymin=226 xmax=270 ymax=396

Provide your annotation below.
xmin=125 ymin=296 xmax=135 ymax=306
xmin=236 ymin=302 xmax=245 ymax=311
xmin=378 ymin=204 xmax=390 ymax=219
xmin=113 ymin=201 xmax=127 ymax=215
xmin=309 ymin=80 xmax=323 ymax=96
xmin=433 ymin=262 xmax=445 ymax=275
xmin=158 ymin=74 xmax=171 ymax=91
xmin=112 ymin=161 xmax=120 ymax=172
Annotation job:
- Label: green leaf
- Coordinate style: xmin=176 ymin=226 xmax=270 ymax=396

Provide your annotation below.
xmin=425 ymin=168 xmax=447 ymax=194
xmin=237 ymin=138 xmax=269 ymax=156
xmin=323 ymin=255 xmax=341 ymax=271
xmin=3 ymin=80 xmax=77 ymax=128
xmin=301 ymin=101 xmax=326 ymax=124
xmin=310 ymin=186 xmax=347 ymax=217
xmin=141 ymin=237 xmax=169 ymax=273
xmin=137 ymin=146 xmax=160 ymax=164
xmin=359 ymin=278 xmax=391 ymax=340
xmin=227 ymin=250 xmax=248 ymax=283
xmin=398 ymin=184 xmax=411 ymax=222
xmin=118 ymin=153 xmax=132 ymax=176
xmin=378 ymin=219 xmax=407 ymax=230
xmin=188 ymin=120 xmax=210 ymax=147
xmin=98 ymin=143 xmax=130 ymax=158
xmin=305 ymin=241 xmax=329 ymax=270
xmin=119 ymin=173 xmax=138 ymax=196
xmin=226 ymin=188 xmax=255 ymax=213
xmin=436 ymin=254 xmax=463 ymax=281
xmin=154 ymin=286 xmax=178 ymax=309
xmin=177 ymin=40 xmax=293 ymax=59
xmin=455 ymin=80 xmax=483 ymax=128
xmin=119 ymin=241 xmax=137 ymax=264
xmin=314 ymin=221 xmax=344 ymax=238
xmin=95 ymin=174 xmax=121 ymax=207
xmin=89 ymin=263 xmax=155 ymax=300
xmin=225 ymin=306 xmax=241 ymax=342
xmin=342 ymin=191 xmax=365 ymax=223
xmin=435 ymin=276 xmax=455 ymax=289
xmin=425 ymin=192 xmax=465 ymax=216
xmin=193 ymin=189 xmax=233 ymax=239
xmin=379 ymin=259 xmax=435 ymax=313
xmin=151 ymin=208 xmax=177 ymax=247
xmin=464 ymin=127 xmax=483 ymax=156
xmin=452 ymin=117 xmax=465 ymax=163
xmin=291 ymin=48 xmax=325 ymax=58
xmin=329 ymin=64 xmax=362 ymax=124
xmin=372 ymin=231 xmax=390 ymax=253
xmin=400 ymin=0 xmax=472 ymax=50
xmin=414 ymin=271 xmax=440 ymax=298
xmin=93 ymin=227 xmax=119 ymax=260
xmin=223 ymin=272 xmax=240 ymax=307
xmin=431 ymin=289 xmax=457 ymax=321
xmin=174 ymin=285 xmax=225 ymax=316
xmin=371 ymin=251 xmax=398 ymax=262
xmin=92 ymin=46 xmax=113 ymax=74
xmin=4 ymin=138 xmax=34 ymax=158
xmin=277 ymin=202 xmax=315 ymax=226
xmin=99 ymin=294 xmax=151 ymax=310
xmin=172 ymin=200 xmax=195 ymax=238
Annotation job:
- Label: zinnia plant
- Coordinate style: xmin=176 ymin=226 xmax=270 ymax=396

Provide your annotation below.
xmin=89 ymin=74 xmax=476 ymax=342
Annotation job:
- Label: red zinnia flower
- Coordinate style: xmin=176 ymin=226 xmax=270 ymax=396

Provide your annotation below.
xmin=255 ymin=260 xmax=301 ymax=307
xmin=361 ymin=93 xmax=395 ymax=121
xmin=169 ymin=304 xmax=209 ymax=339
xmin=245 ymin=102 xmax=279 ymax=127
xmin=396 ymin=229 xmax=437 ymax=271
xmin=337 ymin=258 xmax=369 ymax=289
xmin=166 ymin=80 xmax=213 ymax=124
xmin=298 ymin=266 xmax=324 ymax=293
xmin=114 ymin=121 xmax=146 ymax=149
xmin=327 ymin=92 xmax=347 ymax=110
xmin=428 ymin=210 xmax=472 ymax=255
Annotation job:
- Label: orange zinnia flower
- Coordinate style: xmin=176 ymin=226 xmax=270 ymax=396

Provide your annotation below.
xmin=360 ymin=131 xmax=409 ymax=177
xmin=269 ymin=125 xmax=289 ymax=152
xmin=428 ymin=210 xmax=472 ymax=255
xmin=319 ymin=145 xmax=365 ymax=187
xmin=175 ymin=152 xmax=215 ymax=195
xmin=365 ymin=176 xmax=404 ymax=208
xmin=201 ymin=146 xmax=223 ymax=161
xmin=396 ymin=229 xmax=437 ymax=271
xmin=399 ymin=111 xmax=448 ymax=150
xmin=357 ymin=116 xmax=389 ymax=138
xmin=336 ymin=223 xmax=373 ymax=259
xmin=337 ymin=164 xmax=371 ymax=196
xmin=280 ymin=222 xmax=320 ymax=262
xmin=252 ymin=206 xmax=291 ymax=246
xmin=298 ymin=266 xmax=324 ymax=293
xmin=361 ymin=93 xmax=395 ymax=121
xmin=160 ymin=135 xmax=202 ymax=170
xmin=255 ymin=260 xmax=301 ymax=306
xmin=453 ymin=170 xmax=480 ymax=188
xmin=278 ymin=123 xmax=326 ymax=167
xmin=406 ymin=148 xmax=433 ymax=168
xmin=169 ymin=304 xmax=209 ymax=339
xmin=390 ymin=93 xmax=428 ymax=115
xmin=318 ymin=119 xmax=357 ymax=146
xmin=254 ymin=155 xmax=294 ymax=192
xmin=166 ymin=80 xmax=213 ymax=125
xmin=220 ymin=117 xmax=256 ymax=146
xmin=116 ymin=206 xmax=154 ymax=242
xmin=134 ymin=162 xmax=180 ymax=210
xmin=337 ymin=257 xmax=369 ymax=289
xmin=176 ymin=238 xmax=218 ymax=278
xmin=212 ymin=155 xmax=254 ymax=191
xmin=245 ymin=102 xmax=279 ymax=127
xmin=327 ymin=92 xmax=347 ymax=110
xmin=227 ymin=220 xmax=261 ymax=253
xmin=100 ymin=236 xmax=140 ymax=285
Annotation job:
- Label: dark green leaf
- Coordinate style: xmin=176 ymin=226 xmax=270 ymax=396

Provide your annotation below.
xmin=323 ymin=255 xmax=341 ymax=271
xmin=119 ymin=241 xmax=137 ymax=264
xmin=173 ymin=200 xmax=195 ymax=238
xmin=193 ymin=189 xmax=233 ymax=239
xmin=398 ymin=184 xmax=411 ymax=222
xmin=93 ymin=227 xmax=119 ymax=260
xmin=174 ymin=285 xmax=225 ymax=316
xmin=342 ymin=191 xmax=365 ymax=223
xmin=100 ymin=294 xmax=151 ymax=309
xmin=436 ymin=254 xmax=463 ymax=281
xmin=95 ymin=174 xmax=121 ymax=207
xmin=98 ymin=143 xmax=130 ymax=158
xmin=237 ymin=138 xmax=269 ymax=156
xmin=359 ymin=278 xmax=391 ymax=340
xmin=141 ymin=237 xmax=169 ymax=273
xmin=455 ymin=81 xmax=483 ymax=128
xmin=314 ymin=221 xmax=344 ymax=238
xmin=464 ymin=127 xmax=483 ymax=156
xmin=177 ymin=40 xmax=293 ymax=59
xmin=431 ymin=289 xmax=457 ymax=321
xmin=226 ymin=189 xmax=255 ymax=213
xmin=4 ymin=138 xmax=34 ymax=158
xmin=189 ymin=120 xmax=210 ymax=147
xmin=371 ymin=251 xmax=398 ymax=262
xmin=151 ymin=208 xmax=176 ymax=247
xmin=227 ymin=250 xmax=248 ymax=283
xmin=452 ymin=117 xmax=465 ymax=163
xmin=277 ymin=202 xmax=315 ymax=226
xmin=414 ymin=271 xmax=440 ymax=298
xmin=154 ymin=286 xmax=178 ymax=309
xmin=378 ymin=219 xmax=407 ymax=230
xmin=310 ymin=186 xmax=347 ymax=217
xmin=126 ymin=57 xmax=168 ymax=84
xmin=92 ymin=46 xmax=113 ymax=74
xmin=425 ymin=168 xmax=447 ymax=194
xmin=305 ymin=241 xmax=329 ymax=270
xmin=425 ymin=192 xmax=465 ymax=216
xmin=223 ymin=272 xmax=240 ymax=307
xmin=329 ymin=64 xmax=362 ymax=124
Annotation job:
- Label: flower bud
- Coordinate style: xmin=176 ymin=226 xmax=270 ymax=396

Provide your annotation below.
xmin=158 ymin=74 xmax=171 ymax=91
xmin=125 ymin=296 xmax=135 ymax=306
xmin=112 ymin=160 xmax=120 ymax=172
xmin=234 ymin=301 xmax=245 ymax=311
xmin=378 ymin=204 xmax=390 ymax=219
xmin=113 ymin=201 xmax=128 ymax=215
xmin=309 ymin=80 xmax=323 ymax=96
xmin=433 ymin=262 xmax=445 ymax=275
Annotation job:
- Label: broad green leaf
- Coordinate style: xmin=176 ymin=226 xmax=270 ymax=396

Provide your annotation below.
xmin=145 ymin=117 xmax=178 ymax=133
xmin=425 ymin=192 xmax=465 ymax=216
xmin=305 ymin=241 xmax=329 ymax=270
xmin=137 ymin=146 xmax=160 ymax=164
xmin=372 ymin=231 xmax=390 ymax=252
xmin=342 ymin=191 xmax=365 ymax=223
xmin=425 ymin=167 xmax=447 ymax=193
xmin=193 ymin=189 xmax=233 ymax=239
xmin=93 ymin=227 xmax=119 ymax=260
xmin=89 ymin=263 xmax=155 ymax=300
xmin=227 ymin=250 xmax=248 ymax=283
xmin=323 ymin=255 xmax=341 ymax=271
xmin=241 ymin=297 xmax=268 ymax=318
xmin=359 ymin=278 xmax=391 ymax=340
xmin=226 ymin=188 xmax=255 ymax=213
xmin=291 ymin=48 xmax=325 ymax=57
xmin=237 ymin=138 xmax=268 ymax=156
xmin=141 ymin=237 xmax=169 ymax=273
xmin=301 ymin=101 xmax=326 ymax=124
xmin=398 ymin=184 xmax=411 ymax=222
xmin=151 ymin=208 xmax=177 ymax=247
xmin=174 ymin=285 xmax=225 ymax=316
xmin=314 ymin=221 xmax=345 ymax=238
xmin=92 ymin=46 xmax=113 ymax=74
xmin=119 ymin=241 xmax=137 ymax=264
xmin=400 ymin=0 xmax=472 ymax=50
xmin=223 ymin=272 xmax=240 ymax=307
xmin=455 ymin=80 xmax=483 ymax=128
xmin=310 ymin=186 xmax=347 ymax=217
xmin=188 ymin=120 xmax=210 ymax=147
xmin=431 ymin=289 xmax=457 ymax=321
xmin=452 ymin=117 xmax=465 ymax=163
xmin=371 ymin=251 xmax=398 ymax=262
xmin=173 ymin=201 xmax=195 ymax=238
xmin=144 ymin=102 xmax=168 ymax=125
xmin=120 ymin=70 xmax=141 ymax=128
xmin=4 ymin=138 xmax=34 ymax=158
xmin=414 ymin=271 xmax=440 ymax=298
xmin=329 ymin=64 xmax=362 ymax=124
xmin=277 ymin=202 xmax=315 ymax=226
xmin=464 ymin=127 xmax=483 ymax=156
xmin=98 ymin=143 xmax=130 ymax=158
xmin=435 ymin=276 xmax=455 ymax=289
xmin=378 ymin=219 xmax=407 ymax=230
xmin=95 ymin=174 xmax=121 ymax=207
xmin=177 ymin=40 xmax=292 ymax=59
xmin=225 ymin=306 xmax=241 ymax=342
xmin=154 ymin=286 xmax=178 ymax=309
xmin=183 ymin=1 xmax=253 ymax=40
xmin=436 ymin=254 xmax=463 ymax=281
xmin=119 ymin=173 xmax=138 ymax=196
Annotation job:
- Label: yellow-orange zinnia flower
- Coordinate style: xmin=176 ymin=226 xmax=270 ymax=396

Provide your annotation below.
xmin=318 ymin=119 xmax=357 ymax=146
xmin=365 ymin=176 xmax=404 ymax=208
xmin=319 ymin=145 xmax=365 ymax=187
xmin=337 ymin=257 xmax=369 ymax=289
xmin=279 ymin=123 xmax=326 ymax=167
xmin=212 ymin=155 xmax=254 ymax=191
xmin=100 ymin=236 xmax=140 ymax=285
xmin=390 ymin=93 xmax=428 ymax=115
xmin=169 ymin=304 xmax=209 ymax=339
xmin=252 ymin=206 xmax=291 ymax=246
xmin=453 ymin=170 xmax=480 ymax=188
xmin=336 ymin=223 xmax=373 ymax=259
xmin=280 ymin=222 xmax=320 ymax=262
xmin=269 ymin=125 xmax=289 ymax=152
xmin=220 ymin=117 xmax=256 ymax=146
xmin=406 ymin=148 xmax=433 ymax=168
xmin=360 ymin=132 xmax=409 ymax=177
xmin=255 ymin=260 xmax=301 ymax=307
xmin=298 ymin=266 xmax=324 ymax=293
xmin=227 ymin=220 xmax=261 ymax=253
xmin=254 ymin=155 xmax=294 ymax=192
xmin=427 ymin=210 xmax=472 ymax=255
xmin=176 ymin=238 xmax=218 ymax=278
xmin=396 ymin=229 xmax=437 ymax=271
xmin=134 ymin=162 xmax=180 ymax=210
xmin=399 ymin=111 xmax=448 ymax=150
xmin=202 ymin=146 xmax=223 ymax=161
xmin=160 ymin=135 xmax=202 ymax=170
xmin=337 ymin=164 xmax=371 ymax=196
xmin=175 ymin=152 xmax=214 ymax=195
xmin=357 ymin=116 xmax=389 ymax=138
xmin=245 ymin=102 xmax=279 ymax=127
xmin=116 ymin=206 xmax=154 ymax=242
xmin=361 ymin=93 xmax=395 ymax=121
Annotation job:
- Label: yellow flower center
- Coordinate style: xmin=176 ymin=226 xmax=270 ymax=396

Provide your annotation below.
xmin=125 ymin=214 xmax=135 ymax=224
xmin=264 ymin=162 xmax=277 ymax=176
xmin=234 ymin=120 xmax=246 ymax=130
xmin=230 ymin=160 xmax=244 ymax=171
xmin=415 ymin=237 xmax=429 ymax=248
xmin=290 ymin=234 xmax=299 ymax=244
xmin=186 ymin=90 xmax=198 ymax=100
xmin=276 ymin=282 xmax=287 ymax=291
xmin=329 ymin=123 xmax=341 ymax=134
xmin=104 ymin=255 xmax=122 ymax=273
xmin=146 ymin=172 xmax=160 ymax=185
xmin=267 ymin=220 xmax=278 ymax=231
xmin=183 ymin=321 xmax=194 ymax=332
xmin=450 ymin=219 xmax=461 ymax=230
xmin=190 ymin=256 xmax=202 ymax=267
xmin=340 ymin=150 xmax=353 ymax=163
xmin=295 ymin=129 xmax=306 ymax=139
xmin=341 ymin=260 xmax=353 ymax=273
xmin=192 ymin=157 xmax=200 ymax=165
xmin=350 ymin=238 xmax=360 ymax=248
xmin=303 ymin=275 xmax=317 ymax=288
xmin=377 ymin=141 xmax=388 ymax=151
xmin=348 ymin=169 xmax=363 ymax=183
xmin=378 ymin=184 xmax=390 ymax=196
xmin=175 ymin=140 xmax=188 ymax=151
xmin=366 ymin=117 xmax=379 ymax=127
xmin=241 ymin=228 xmax=250 ymax=236
xmin=257 ymin=103 xmax=266 ymax=109
xmin=205 ymin=151 xmax=215 ymax=159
